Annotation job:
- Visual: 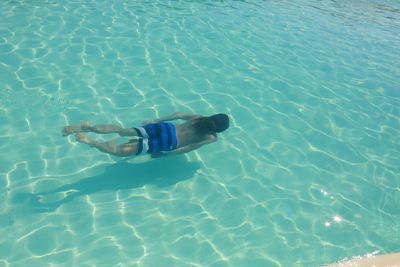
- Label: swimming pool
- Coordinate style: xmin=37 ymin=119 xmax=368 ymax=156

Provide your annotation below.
xmin=1 ymin=0 xmax=399 ymax=266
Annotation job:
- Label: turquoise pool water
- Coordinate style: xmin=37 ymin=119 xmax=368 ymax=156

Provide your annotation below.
xmin=1 ymin=0 xmax=399 ymax=266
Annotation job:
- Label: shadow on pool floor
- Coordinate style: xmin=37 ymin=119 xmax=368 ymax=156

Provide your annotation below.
xmin=12 ymin=156 xmax=202 ymax=213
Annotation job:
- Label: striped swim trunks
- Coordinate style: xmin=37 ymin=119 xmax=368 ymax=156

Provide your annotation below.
xmin=133 ymin=122 xmax=178 ymax=155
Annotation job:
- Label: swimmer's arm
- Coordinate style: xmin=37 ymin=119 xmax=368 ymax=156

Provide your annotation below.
xmin=143 ymin=112 xmax=200 ymax=124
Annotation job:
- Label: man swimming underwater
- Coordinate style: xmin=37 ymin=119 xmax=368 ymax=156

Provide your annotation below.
xmin=62 ymin=112 xmax=229 ymax=158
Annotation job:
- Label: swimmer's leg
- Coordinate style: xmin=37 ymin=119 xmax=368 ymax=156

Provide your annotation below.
xmin=62 ymin=122 xmax=137 ymax=136
xmin=81 ymin=122 xmax=137 ymax=136
xmin=75 ymin=133 xmax=138 ymax=157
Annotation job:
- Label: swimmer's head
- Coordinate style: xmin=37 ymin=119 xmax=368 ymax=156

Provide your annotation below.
xmin=193 ymin=113 xmax=230 ymax=134
xmin=209 ymin=113 xmax=229 ymax=132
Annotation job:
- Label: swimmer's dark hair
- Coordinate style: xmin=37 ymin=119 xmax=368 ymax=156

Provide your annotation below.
xmin=193 ymin=113 xmax=229 ymax=134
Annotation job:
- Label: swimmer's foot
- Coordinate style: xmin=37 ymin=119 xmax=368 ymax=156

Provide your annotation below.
xmin=80 ymin=121 xmax=94 ymax=131
xmin=62 ymin=124 xmax=82 ymax=136
xmin=62 ymin=121 xmax=91 ymax=136
xmin=75 ymin=133 xmax=96 ymax=146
